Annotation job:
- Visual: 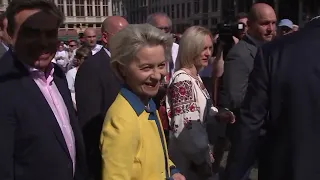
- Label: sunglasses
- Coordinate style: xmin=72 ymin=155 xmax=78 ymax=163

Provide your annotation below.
xmin=157 ymin=26 xmax=170 ymax=33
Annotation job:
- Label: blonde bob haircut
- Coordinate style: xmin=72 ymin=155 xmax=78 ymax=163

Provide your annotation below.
xmin=109 ymin=23 xmax=174 ymax=82
xmin=175 ymin=26 xmax=213 ymax=70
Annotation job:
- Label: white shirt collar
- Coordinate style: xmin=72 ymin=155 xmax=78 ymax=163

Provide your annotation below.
xmin=92 ymin=44 xmax=103 ymax=55
xmin=2 ymin=42 xmax=9 ymax=51
xmin=104 ymin=48 xmax=111 ymax=57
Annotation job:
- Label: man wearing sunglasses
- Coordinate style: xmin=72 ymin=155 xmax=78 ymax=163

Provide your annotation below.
xmin=278 ymin=19 xmax=294 ymax=36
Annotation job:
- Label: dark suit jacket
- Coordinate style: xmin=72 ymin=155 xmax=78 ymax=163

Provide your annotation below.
xmin=219 ymin=35 xmax=258 ymax=112
xmin=0 ymin=51 xmax=88 ymax=180
xmin=217 ymin=36 xmax=258 ymax=138
xmin=75 ymin=48 xmax=120 ymax=180
xmin=224 ymin=19 xmax=320 ymax=180
xmin=0 ymin=43 xmax=8 ymax=58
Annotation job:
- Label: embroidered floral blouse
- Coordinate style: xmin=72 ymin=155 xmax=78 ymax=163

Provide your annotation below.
xmin=165 ymin=69 xmax=211 ymax=137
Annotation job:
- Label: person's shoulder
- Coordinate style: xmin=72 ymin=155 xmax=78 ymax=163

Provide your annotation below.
xmin=77 ymin=53 xmax=101 ymax=72
xmin=229 ymin=40 xmax=248 ymax=54
xmin=226 ymin=41 xmax=249 ymax=61
xmin=106 ymin=93 xmax=139 ymax=121
xmin=257 ymin=31 xmax=305 ymax=62
xmin=0 ymin=51 xmax=19 ymax=77
xmin=66 ymin=67 xmax=77 ymax=76
xmin=171 ymin=69 xmax=193 ymax=84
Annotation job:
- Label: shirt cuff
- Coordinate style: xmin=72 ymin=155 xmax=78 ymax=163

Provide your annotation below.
xmin=170 ymin=166 xmax=180 ymax=177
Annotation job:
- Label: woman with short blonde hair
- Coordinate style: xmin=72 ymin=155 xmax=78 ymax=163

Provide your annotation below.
xmin=175 ymin=26 xmax=212 ymax=70
xmin=110 ymin=24 xmax=173 ymax=82
xmin=166 ymin=26 xmax=235 ymax=179
xmin=100 ymin=24 xmax=185 ymax=180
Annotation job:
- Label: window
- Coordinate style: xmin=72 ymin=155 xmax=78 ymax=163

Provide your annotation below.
xmin=176 ymin=4 xmax=180 ymax=18
xmin=187 ymin=2 xmax=190 ymax=17
xmin=66 ymin=0 xmax=73 ymax=16
xmin=171 ymin=5 xmax=174 ymax=19
xmin=75 ymin=0 xmax=85 ymax=16
xmin=203 ymin=0 xmax=208 ymax=13
xmin=166 ymin=5 xmax=170 ymax=14
xmin=202 ymin=19 xmax=208 ymax=26
xmin=182 ymin=3 xmax=185 ymax=18
xmin=95 ymin=0 xmax=101 ymax=16
xmin=194 ymin=20 xmax=200 ymax=25
xmin=57 ymin=0 xmax=64 ymax=15
xmin=163 ymin=7 xmax=165 ymax=13
xmin=194 ymin=0 xmax=200 ymax=14
xmin=211 ymin=18 xmax=218 ymax=25
xmin=212 ymin=0 xmax=218 ymax=12
xmin=87 ymin=0 xmax=93 ymax=16
xmin=102 ymin=0 xmax=109 ymax=16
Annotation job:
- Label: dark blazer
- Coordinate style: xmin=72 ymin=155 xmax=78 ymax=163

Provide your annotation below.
xmin=75 ymin=48 xmax=120 ymax=180
xmin=0 ymin=43 xmax=8 ymax=58
xmin=0 ymin=51 xmax=88 ymax=180
xmin=218 ymin=35 xmax=258 ymax=113
xmin=224 ymin=19 xmax=320 ymax=180
xmin=217 ymin=36 xmax=259 ymax=138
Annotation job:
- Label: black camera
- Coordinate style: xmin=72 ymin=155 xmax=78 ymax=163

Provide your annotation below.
xmin=214 ymin=22 xmax=245 ymax=57
xmin=217 ymin=22 xmax=245 ymax=44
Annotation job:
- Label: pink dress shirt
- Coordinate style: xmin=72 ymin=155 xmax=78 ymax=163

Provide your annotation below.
xmin=28 ymin=63 xmax=76 ymax=174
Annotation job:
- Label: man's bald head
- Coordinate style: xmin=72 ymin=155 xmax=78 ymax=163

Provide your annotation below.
xmin=146 ymin=13 xmax=172 ymax=33
xmin=247 ymin=3 xmax=277 ymax=42
xmin=101 ymin=16 xmax=128 ymax=46
xmin=84 ymin=27 xmax=96 ymax=36
xmin=101 ymin=16 xmax=128 ymax=34
xmin=248 ymin=3 xmax=275 ymax=22
xmin=83 ymin=27 xmax=97 ymax=48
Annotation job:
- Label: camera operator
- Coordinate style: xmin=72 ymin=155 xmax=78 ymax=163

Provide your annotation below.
xmin=235 ymin=12 xmax=248 ymax=40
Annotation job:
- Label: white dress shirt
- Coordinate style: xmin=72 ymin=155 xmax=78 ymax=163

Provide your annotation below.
xmin=91 ymin=44 xmax=103 ymax=55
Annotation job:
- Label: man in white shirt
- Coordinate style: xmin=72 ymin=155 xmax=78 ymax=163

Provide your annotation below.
xmin=53 ymin=43 xmax=69 ymax=71
xmin=83 ymin=27 xmax=102 ymax=55
xmin=146 ymin=12 xmax=179 ymax=77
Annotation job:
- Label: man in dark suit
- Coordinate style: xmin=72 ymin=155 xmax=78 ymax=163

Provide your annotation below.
xmin=220 ymin=3 xmax=277 ymax=119
xmin=0 ymin=1 xmax=88 ymax=180
xmin=217 ymin=3 xmax=277 ymax=177
xmin=224 ymin=15 xmax=320 ymax=180
xmin=75 ymin=16 xmax=128 ymax=180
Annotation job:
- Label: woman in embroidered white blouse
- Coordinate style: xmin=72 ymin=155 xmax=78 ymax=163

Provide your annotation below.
xmin=165 ymin=26 xmax=235 ymax=180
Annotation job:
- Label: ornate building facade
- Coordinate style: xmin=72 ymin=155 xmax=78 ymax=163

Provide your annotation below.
xmin=123 ymin=0 xmax=221 ymax=33
xmin=0 ymin=0 xmax=126 ymax=40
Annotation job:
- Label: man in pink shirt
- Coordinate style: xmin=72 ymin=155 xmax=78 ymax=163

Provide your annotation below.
xmin=0 ymin=1 xmax=88 ymax=180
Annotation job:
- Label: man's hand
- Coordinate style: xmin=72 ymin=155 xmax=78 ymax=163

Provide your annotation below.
xmin=233 ymin=36 xmax=240 ymax=44
xmin=172 ymin=173 xmax=186 ymax=180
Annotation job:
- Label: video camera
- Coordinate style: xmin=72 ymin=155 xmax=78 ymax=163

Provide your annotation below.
xmin=217 ymin=22 xmax=245 ymax=44
xmin=215 ymin=22 xmax=246 ymax=57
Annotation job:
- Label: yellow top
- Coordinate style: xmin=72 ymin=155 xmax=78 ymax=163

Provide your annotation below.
xmin=100 ymin=87 xmax=179 ymax=180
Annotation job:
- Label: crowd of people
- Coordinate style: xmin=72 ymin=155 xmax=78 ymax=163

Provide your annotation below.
xmin=1 ymin=0 xmax=320 ymax=180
